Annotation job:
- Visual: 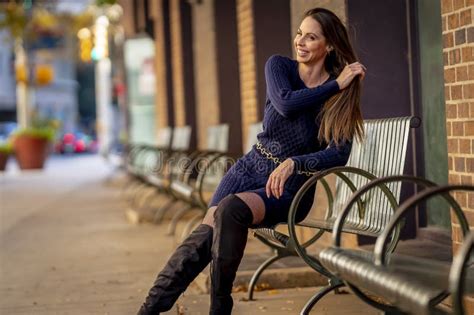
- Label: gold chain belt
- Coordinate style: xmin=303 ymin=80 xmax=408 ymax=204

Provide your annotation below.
xmin=255 ymin=142 xmax=314 ymax=176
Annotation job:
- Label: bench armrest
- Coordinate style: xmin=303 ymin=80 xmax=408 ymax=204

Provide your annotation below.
xmin=332 ymin=175 xmax=438 ymax=252
xmin=195 ymin=153 xmax=235 ymax=209
xmin=287 ymin=166 xmax=379 ymax=275
xmin=374 ymin=185 xmax=471 ymax=266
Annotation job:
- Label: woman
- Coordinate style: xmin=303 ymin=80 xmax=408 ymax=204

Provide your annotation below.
xmin=138 ymin=7 xmax=365 ymax=315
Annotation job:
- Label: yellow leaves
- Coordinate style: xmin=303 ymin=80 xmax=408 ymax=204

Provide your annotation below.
xmin=32 ymin=9 xmax=59 ymax=30
xmin=35 ymin=64 xmax=54 ymax=86
xmin=0 ymin=2 xmax=27 ymax=39
xmin=15 ymin=63 xmax=54 ymax=86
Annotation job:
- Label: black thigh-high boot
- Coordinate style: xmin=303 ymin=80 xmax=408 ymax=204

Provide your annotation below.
xmin=137 ymin=224 xmax=213 ymax=315
xmin=210 ymin=194 xmax=254 ymax=315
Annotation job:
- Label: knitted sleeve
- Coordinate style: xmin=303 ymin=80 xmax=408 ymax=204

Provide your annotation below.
xmin=265 ymin=55 xmax=340 ymax=118
xmin=291 ymin=140 xmax=352 ymax=173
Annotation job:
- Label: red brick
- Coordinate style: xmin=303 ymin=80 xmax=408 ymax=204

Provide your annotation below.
xmin=455 ymin=28 xmax=467 ymax=45
xmin=452 ymin=211 xmax=460 ymax=225
xmin=442 ymin=0 xmax=454 ymax=13
xmin=470 ymin=103 xmax=474 ymax=118
xmin=460 ymin=139 xmax=471 ymax=153
xmin=466 ymin=121 xmax=474 ymax=136
xmin=448 ymin=138 xmax=459 ymax=152
xmin=458 ymin=103 xmax=469 ymax=117
xmin=445 ymin=86 xmax=452 ymax=101
xmin=468 ymin=26 xmax=474 ymax=42
xmin=468 ymin=64 xmax=474 ymax=80
xmin=452 ymin=225 xmax=463 ymax=242
xmin=445 ymin=67 xmax=456 ymax=83
xmin=461 ymin=175 xmax=472 ymax=185
xmin=449 ymin=173 xmax=461 ymax=184
xmin=444 ymin=32 xmax=455 ymax=48
xmin=448 ymin=13 xmax=460 ymax=30
xmin=462 ymin=46 xmax=474 ymax=62
xmin=449 ymin=156 xmax=454 ymax=170
xmin=447 ymin=104 xmax=458 ymax=118
xmin=453 ymin=121 xmax=465 ymax=136
xmin=464 ymin=83 xmax=474 ymax=99
xmin=464 ymin=210 xmax=474 ymax=225
xmin=451 ymin=84 xmax=463 ymax=99
xmin=453 ymin=0 xmax=465 ymax=10
xmin=456 ymin=65 xmax=468 ymax=81
xmin=460 ymin=8 xmax=472 ymax=26
xmin=442 ymin=16 xmax=447 ymax=32
xmin=457 ymin=191 xmax=468 ymax=207
xmin=468 ymin=192 xmax=474 ymax=208
xmin=455 ymin=157 xmax=466 ymax=171
xmin=467 ymin=158 xmax=474 ymax=172
xmin=449 ymin=48 xmax=461 ymax=65
xmin=468 ymin=0 xmax=474 ymax=7
xmin=447 ymin=122 xmax=453 ymax=136
xmin=444 ymin=51 xmax=450 ymax=66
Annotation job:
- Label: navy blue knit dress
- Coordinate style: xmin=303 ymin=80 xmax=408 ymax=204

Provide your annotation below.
xmin=209 ymin=55 xmax=352 ymax=227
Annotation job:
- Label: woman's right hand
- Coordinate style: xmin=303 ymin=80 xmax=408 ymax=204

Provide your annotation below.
xmin=336 ymin=62 xmax=366 ymax=90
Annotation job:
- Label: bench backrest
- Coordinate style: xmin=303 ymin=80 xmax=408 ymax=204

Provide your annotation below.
xmin=206 ymin=124 xmax=229 ymax=152
xmin=331 ymin=116 xmax=419 ymax=234
xmin=171 ymin=126 xmax=192 ymax=151
xmin=156 ymin=127 xmax=172 ymax=147
xmin=245 ymin=122 xmax=263 ymax=153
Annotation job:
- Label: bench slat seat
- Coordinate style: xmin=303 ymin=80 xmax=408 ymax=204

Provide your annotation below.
xmin=320 ymin=246 xmax=474 ymax=315
xmin=297 ymin=217 xmax=380 ymax=238
xmin=254 ymin=228 xmax=290 ymax=247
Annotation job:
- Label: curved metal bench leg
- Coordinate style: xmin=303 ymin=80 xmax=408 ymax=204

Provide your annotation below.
xmin=123 ymin=180 xmax=140 ymax=201
xmin=166 ymin=204 xmax=193 ymax=236
xmin=127 ymin=182 xmax=147 ymax=204
xmin=132 ymin=187 xmax=156 ymax=209
xmin=300 ymin=282 xmax=345 ymax=315
xmin=152 ymin=198 xmax=176 ymax=223
xmin=247 ymin=253 xmax=282 ymax=301
xmin=131 ymin=184 xmax=152 ymax=207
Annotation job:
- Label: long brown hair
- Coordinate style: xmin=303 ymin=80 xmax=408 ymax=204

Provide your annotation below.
xmin=304 ymin=8 xmax=364 ymax=145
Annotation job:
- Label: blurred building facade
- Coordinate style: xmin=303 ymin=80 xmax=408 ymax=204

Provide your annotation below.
xmin=119 ymin=0 xmax=473 ymax=309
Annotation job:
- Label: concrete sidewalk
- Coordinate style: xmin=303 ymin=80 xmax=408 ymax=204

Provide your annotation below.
xmin=0 ymin=155 xmax=378 ymax=315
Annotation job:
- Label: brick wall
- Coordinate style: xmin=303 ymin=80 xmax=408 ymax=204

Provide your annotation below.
xmin=236 ymin=0 xmax=259 ymax=151
xmin=170 ymin=0 xmax=186 ymax=127
xmin=190 ymin=0 xmax=220 ymax=149
xmin=441 ymin=0 xmax=473 ymax=311
xmin=150 ymin=0 xmax=170 ymax=131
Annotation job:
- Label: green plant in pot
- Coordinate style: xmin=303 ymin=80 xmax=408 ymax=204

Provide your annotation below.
xmin=0 ymin=142 xmax=13 ymax=171
xmin=12 ymin=117 xmax=58 ymax=170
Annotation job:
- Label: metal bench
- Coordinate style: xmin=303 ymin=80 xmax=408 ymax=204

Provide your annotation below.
xmin=165 ymin=124 xmax=231 ymax=236
xmin=123 ymin=127 xmax=175 ymax=207
xmin=319 ymin=183 xmax=474 ymax=315
xmin=134 ymin=126 xmax=194 ymax=219
xmin=247 ymin=116 xmax=421 ymax=304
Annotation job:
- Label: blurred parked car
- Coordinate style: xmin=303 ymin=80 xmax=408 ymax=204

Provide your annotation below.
xmin=55 ymin=132 xmax=98 ymax=154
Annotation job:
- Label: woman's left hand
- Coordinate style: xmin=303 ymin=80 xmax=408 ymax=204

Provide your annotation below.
xmin=266 ymin=158 xmax=295 ymax=199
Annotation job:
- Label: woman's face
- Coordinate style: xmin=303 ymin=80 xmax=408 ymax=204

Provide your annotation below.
xmin=294 ymin=16 xmax=330 ymax=65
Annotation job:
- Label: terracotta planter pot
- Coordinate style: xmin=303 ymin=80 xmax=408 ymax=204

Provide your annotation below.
xmin=0 ymin=152 xmax=9 ymax=171
xmin=13 ymin=135 xmax=50 ymax=169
